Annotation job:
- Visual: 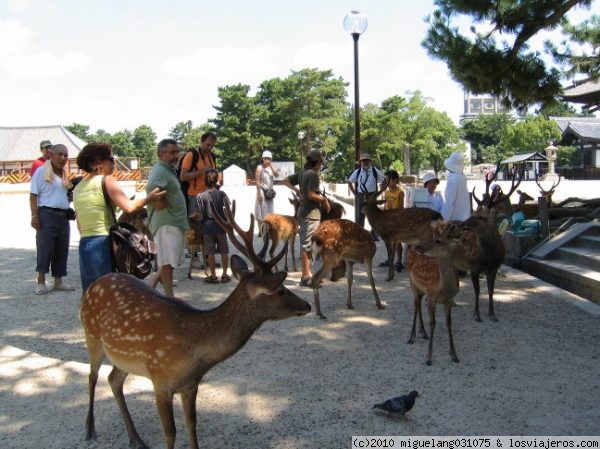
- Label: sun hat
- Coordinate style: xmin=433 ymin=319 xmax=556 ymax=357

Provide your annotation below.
xmin=359 ymin=153 xmax=371 ymax=161
xmin=444 ymin=152 xmax=464 ymax=173
xmin=262 ymin=150 xmax=273 ymax=159
xmin=422 ymin=171 xmax=439 ymax=187
xmin=306 ymin=149 xmax=323 ymax=162
xmin=40 ymin=140 xmax=52 ymax=148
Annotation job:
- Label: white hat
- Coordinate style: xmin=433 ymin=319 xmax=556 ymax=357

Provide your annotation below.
xmin=422 ymin=171 xmax=439 ymax=187
xmin=444 ymin=152 xmax=464 ymax=173
xmin=262 ymin=150 xmax=273 ymax=159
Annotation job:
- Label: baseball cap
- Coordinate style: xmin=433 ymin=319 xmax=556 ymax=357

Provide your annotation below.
xmin=262 ymin=150 xmax=273 ymax=159
xmin=306 ymin=149 xmax=323 ymax=162
xmin=40 ymin=140 xmax=52 ymax=148
xmin=359 ymin=153 xmax=371 ymax=161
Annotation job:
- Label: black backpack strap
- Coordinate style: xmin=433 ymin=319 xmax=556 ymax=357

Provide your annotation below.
xmin=101 ymin=176 xmax=118 ymax=225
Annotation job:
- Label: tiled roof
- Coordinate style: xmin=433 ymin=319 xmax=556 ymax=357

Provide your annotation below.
xmin=550 ymin=116 xmax=600 ymax=133
xmin=501 ymin=152 xmax=547 ymax=164
xmin=0 ymin=125 xmax=87 ymax=162
xmin=566 ymin=122 xmax=600 ymax=142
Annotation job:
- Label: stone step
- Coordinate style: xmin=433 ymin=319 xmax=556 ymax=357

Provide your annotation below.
xmin=522 ymin=258 xmax=600 ymax=304
xmin=553 ymin=246 xmax=600 ymax=271
xmin=577 ymin=234 xmax=600 ymax=251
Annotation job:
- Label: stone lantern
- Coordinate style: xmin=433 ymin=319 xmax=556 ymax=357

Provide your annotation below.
xmin=543 ymin=144 xmax=559 ymax=180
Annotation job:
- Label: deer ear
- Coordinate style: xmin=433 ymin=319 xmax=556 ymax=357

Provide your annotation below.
xmin=248 ymin=272 xmax=287 ymax=297
xmin=230 ymin=255 xmax=249 ymax=280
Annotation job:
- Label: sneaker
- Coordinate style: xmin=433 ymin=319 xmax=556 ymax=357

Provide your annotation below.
xmin=35 ymin=283 xmax=50 ymax=295
xmin=52 ymin=281 xmax=75 ymax=291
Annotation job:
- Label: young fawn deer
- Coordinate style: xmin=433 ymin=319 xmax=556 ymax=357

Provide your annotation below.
xmin=406 ymin=231 xmax=461 ymax=366
xmin=310 ymin=218 xmax=384 ymax=319
xmin=260 ymin=196 xmax=300 ymax=271
xmin=361 ymin=182 xmax=444 ymax=281
xmin=80 ymin=200 xmax=311 ymax=449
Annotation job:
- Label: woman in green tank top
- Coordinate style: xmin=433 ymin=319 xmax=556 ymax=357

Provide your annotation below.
xmin=73 ymin=142 xmax=164 ymax=292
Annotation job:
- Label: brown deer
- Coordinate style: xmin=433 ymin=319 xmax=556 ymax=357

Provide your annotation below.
xmin=260 ymin=196 xmax=301 ymax=272
xmin=310 ymin=218 xmax=384 ymax=319
xmin=361 ymin=182 xmax=444 ymax=281
xmin=434 ymin=216 xmax=505 ymax=321
xmin=472 ymin=163 xmax=523 ymax=221
xmin=535 ymin=172 xmax=561 ymax=208
xmin=80 ymin=200 xmax=311 ymax=449
xmin=406 ymin=233 xmax=461 ymax=366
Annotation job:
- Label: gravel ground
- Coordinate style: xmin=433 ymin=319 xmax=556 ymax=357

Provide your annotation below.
xmin=1 ymin=188 xmax=600 ymax=449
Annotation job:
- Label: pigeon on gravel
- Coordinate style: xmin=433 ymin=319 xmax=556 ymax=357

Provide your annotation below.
xmin=373 ymin=391 xmax=419 ymax=418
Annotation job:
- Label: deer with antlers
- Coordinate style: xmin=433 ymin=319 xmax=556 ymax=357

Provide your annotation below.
xmin=406 ymin=230 xmax=461 ymax=365
xmin=310 ymin=218 xmax=384 ymax=319
xmin=80 ymin=200 xmax=311 ymax=449
xmin=361 ymin=181 xmax=444 ymax=281
xmin=472 ymin=163 xmax=523 ymax=221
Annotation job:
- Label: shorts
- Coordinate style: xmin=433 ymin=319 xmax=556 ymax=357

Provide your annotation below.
xmin=154 ymin=225 xmax=185 ymax=268
xmin=299 ymin=215 xmax=320 ymax=253
xmin=202 ymin=232 xmax=229 ymax=256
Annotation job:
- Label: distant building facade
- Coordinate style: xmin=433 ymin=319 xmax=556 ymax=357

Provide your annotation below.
xmin=460 ymin=92 xmax=511 ymax=123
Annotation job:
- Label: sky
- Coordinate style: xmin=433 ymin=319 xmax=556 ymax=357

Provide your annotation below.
xmin=0 ymin=0 xmax=595 ymax=140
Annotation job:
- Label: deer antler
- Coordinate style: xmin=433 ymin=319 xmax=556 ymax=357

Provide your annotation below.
xmin=360 ymin=178 xmax=387 ymax=200
xmin=210 ymin=199 xmax=287 ymax=273
xmin=487 ymin=166 xmax=523 ymax=210
xmin=535 ymin=172 xmax=562 ymax=197
xmin=473 ymin=163 xmax=524 ymax=211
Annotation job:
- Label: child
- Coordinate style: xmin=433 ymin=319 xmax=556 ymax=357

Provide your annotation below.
xmin=378 ymin=170 xmax=405 ymax=272
xmin=195 ymin=169 xmax=231 ymax=283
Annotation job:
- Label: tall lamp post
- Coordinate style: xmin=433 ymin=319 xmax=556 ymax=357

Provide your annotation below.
xmin=344 ymin=10 xmax=368 ymax=224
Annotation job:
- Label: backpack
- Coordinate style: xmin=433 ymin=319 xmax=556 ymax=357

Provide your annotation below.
xmin=350 ymin=166 xmax=378 ymax=191
xmin=176 ymin=148 xmax=200 ymax=213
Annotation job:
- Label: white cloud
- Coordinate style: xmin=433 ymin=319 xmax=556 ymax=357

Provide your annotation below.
xmin=164 ymin=46 xmax=280 ymax=87
xmin=0 ymin=18 xmax=34 ymax=57
xmin=2 ymin=51 xmax=90 ymax=79
xmin=9 ymin=0 xmax=32 ymax=14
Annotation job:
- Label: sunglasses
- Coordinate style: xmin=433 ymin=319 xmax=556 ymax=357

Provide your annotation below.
xmin=107 ymin=156 xmax=115 ymax=162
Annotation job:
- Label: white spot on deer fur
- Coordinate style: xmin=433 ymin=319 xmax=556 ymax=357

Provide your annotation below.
xmin=165 ymin=335 xmax=174 ymax=341
xmin=110 ymin=284 xmax=117 ymax=289
xmin=156 ymin=350 xmax=165 ymax=358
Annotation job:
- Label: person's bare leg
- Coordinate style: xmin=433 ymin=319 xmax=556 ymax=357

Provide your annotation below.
xmin=221 ymin=254 xmax=229 ymax=277
xmin=160 ymin=265 xmax=175 ymax=297
xmin=207 ymin=255 xmax=217 ymax=278
xmin=301 ymin=250 xmax=312 ymax=280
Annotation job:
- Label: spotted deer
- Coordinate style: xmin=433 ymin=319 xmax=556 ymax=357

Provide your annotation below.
xmin=260 ymin=195 xmax=301 ymax=272
xmin=361 ymin=182 xmax=444 ymax=281
xmin=310 ymin=218 xmax=384 ymax=319
xmin=406 ymin=229 xmax=462 ymax=365
xmin=80 ymin=200 xmax=311 ymax=449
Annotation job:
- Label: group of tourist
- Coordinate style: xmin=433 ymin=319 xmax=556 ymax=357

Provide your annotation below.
xmin=29 ymin=133 xmax=469 ymax=296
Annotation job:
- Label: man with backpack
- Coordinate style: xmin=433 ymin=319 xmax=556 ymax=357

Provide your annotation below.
xmin=178 ymin=132 xmax=220 ymax=215
xmin=347 ymin=153 xmax=385 ymax=240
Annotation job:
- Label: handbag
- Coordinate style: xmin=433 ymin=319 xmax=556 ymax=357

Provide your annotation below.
xmin=101 ymin=178 xmax=156 ymax=279
xmin=262 ymin=187 xmax=276 ymax=200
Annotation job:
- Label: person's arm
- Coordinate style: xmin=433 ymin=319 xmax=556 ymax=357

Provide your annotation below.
xmin=30 ymin=193 xmax=40 ymax=230
xmin=179 ymin=152 xmax=204 ymax=183
xmin=255 ymin=165 xmax=264 ymax=203
xmin=282 ymin=175 xmax=300 ymax=197
xmin=270 ymin=164 xmax=280 ymax=178
xmin=105 ymin=175 xmax=165 ymax=213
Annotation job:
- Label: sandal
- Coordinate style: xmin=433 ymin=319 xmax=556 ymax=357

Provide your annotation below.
xmin=221 ymin=274 xmax=231 ymax=283
xmin=204 ymin=275 xmax=219 ymax=284
xmin=299 ymin=277 xmax=312 ymax=287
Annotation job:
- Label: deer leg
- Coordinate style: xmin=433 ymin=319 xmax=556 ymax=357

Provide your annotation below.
xmin=155 ymin=388 xmax=177 ymax=449
xmin=84 ymin=338 xmax=103 ymax=441
xmin=345 ymin=260 xmax=354 ymax=309
xmin=270 ymin=236 xmax=280 ymax=272
xmin=418 ymin=295 xmax=428 ymax=339
xmin=108 ymin=367 xmax=149 ymax=449
xmin=385 ymin=241 xmax=395 ymax=281
xmin=187 ymin=245 xmax=194 ymax=279
xmin=291 ymin=234 xmax=297 ymax=272
xmin=426 ymin=299 xmax=436 ymax=366
xmin=364 ymin=258 xmax=384 ymax=310
xmin=180 ymin=384 xmax=200 ymax=449
xmin=311 ymin=265 xmax=328 ymax=319
xmin=470 ymin=271 xmax=482 ymax=322
xmin=486 ymin=270 xmax=499 ymax=321
xmin=445 ymin=303 xmax=459 ymax=363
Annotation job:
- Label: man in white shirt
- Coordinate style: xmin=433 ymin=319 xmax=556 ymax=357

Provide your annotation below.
xmin=347 ymin=153 xmax=385 ymax=239
xmin=30 ymin=144 xmax=75 ymax=295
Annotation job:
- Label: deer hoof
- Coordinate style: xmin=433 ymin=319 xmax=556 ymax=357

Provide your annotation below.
xmin=451 ymin=355 xmax=460 ymax=363
xmin=317 ymin=312 xmax=328 ymax=320
xmin=426 ymin=359 xmax=432 ymax=366
xmin=407 ymin=338 xmax=415 ymax=344
xmin=489 ymin=314 xmax=498 ymax=322
xmin=377 ymin=304 xmax=385 ymax=310
xmin=347 ymin=304 xmax=355 ymax=310
xmin=85 ymin=430 xmax=97 ymax=441
xmin=187 ymin=273 xmax=192 ymax=279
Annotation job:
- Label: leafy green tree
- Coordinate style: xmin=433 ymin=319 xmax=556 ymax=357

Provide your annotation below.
xmin=211 ymin=83 xmax=271 ymax=173
xmin=461 ymin=114 xmax=516 ymax=164
xmin=500 ymin=116 xmax=562 ymax=155
xmin=180 ymin=123 xmax=214 ymax=151
xmin=65 ymin=123 xmax=90 ymax=140
xmin=169 ymin=120 xmax=193 ymax=145
xmin=423 ymin=0 xmax=595 ymax=112
xmin=557 ymin=145 xmax=580 ymax=166
xmin=109 ymin=130 xmax=134 ymax=159
xmin=131 ymin=125 xmax=157 ymax=166
xmin=88 ymin=129 xmax=112 ymax=143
